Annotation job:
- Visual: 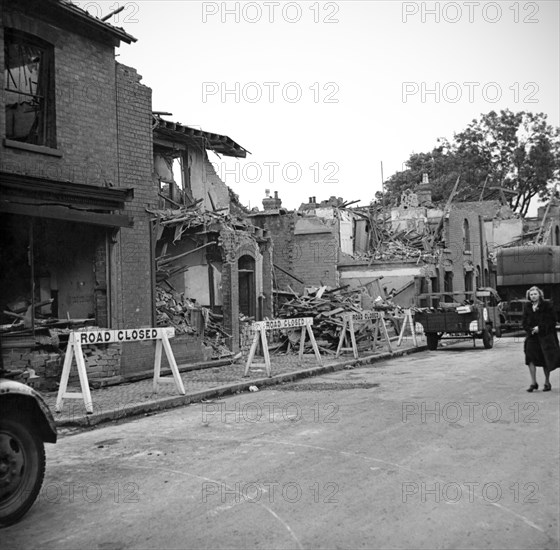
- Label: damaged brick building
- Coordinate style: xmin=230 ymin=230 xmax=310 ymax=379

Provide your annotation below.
xmin=251 ymin=177 xmax=497 ymax=309
xmin=0 ymin=0 xmax=158 ymax=386
xmin=0 ymin=1 xmax=275 ymax=387
xmin=150 ymin=115 xmax=273 ymax=354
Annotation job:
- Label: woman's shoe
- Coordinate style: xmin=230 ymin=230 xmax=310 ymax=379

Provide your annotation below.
xmin=543 ymin=383 xmax=551 ymax=392
xmin=527 ymin=383 xmax=538 ymax=392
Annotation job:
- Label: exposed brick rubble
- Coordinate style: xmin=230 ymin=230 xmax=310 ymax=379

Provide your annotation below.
xmin=155 ymin=286 xmax=232 ymax=359
xmin=276 ymin=285 xmax=402 ymax=354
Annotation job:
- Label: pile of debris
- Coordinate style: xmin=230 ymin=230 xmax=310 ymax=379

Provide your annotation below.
xmin=350 ymin=207 xmax=440 ymax=263
xmin=155 ymin=286 xmax=232 ymax=358
xmin=147 ymin=204 xmax=254 ymax=243
xmin=156 ymin=287 xmax=201 ymax=335
xmin=1 ymin=297 xmax=95 ymax=335
xmin=276 ymin=285 xmax=400 ymax=354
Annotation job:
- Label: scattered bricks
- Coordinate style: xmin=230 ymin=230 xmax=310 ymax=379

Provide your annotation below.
xmin=86 ymin=365 xmax=103 ymax=374
xmin=30 ymin=356 xmax=48 ymax=368
xmin=46 ymin=364 xmax=62 ymax=379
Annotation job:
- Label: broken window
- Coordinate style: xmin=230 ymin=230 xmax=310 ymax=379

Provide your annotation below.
xmin=462 ymin=219 xmax=471 ymax=251
xmin=154 ymin=150 xmax=194 ymax=207
xmin=4 ymin=29 xmax=56 ymax=147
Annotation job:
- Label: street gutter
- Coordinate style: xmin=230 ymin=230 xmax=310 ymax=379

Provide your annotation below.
xmin=55 ymin=343 xmax=428 ymax=430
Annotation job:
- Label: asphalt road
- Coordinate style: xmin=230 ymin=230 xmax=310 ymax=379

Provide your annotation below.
xmin=4 ymin=337 xmax=560 ymax=550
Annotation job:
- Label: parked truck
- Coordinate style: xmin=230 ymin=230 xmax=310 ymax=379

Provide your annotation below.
xmin=414 ymin=288 xmax=502 ymax=350
xmin=497 ymin=245 xmax=560 ymax=329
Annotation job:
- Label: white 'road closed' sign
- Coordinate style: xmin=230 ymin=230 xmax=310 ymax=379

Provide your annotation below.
xmin=74 ymin=327 xmax=175 ymax=345
xmin=252 ymin=317 xmax=312 ymax=331
xmin=56 ymin=326 xmax=182 ymax=414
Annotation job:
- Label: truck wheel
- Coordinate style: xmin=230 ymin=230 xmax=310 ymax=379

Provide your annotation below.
xmin=0 ymin=415 xmax=46 ymax=527
xmin=426 ymin=333 xmax=438 ymax=350
xmin=482 ymin=328 xmax=494 ymax=349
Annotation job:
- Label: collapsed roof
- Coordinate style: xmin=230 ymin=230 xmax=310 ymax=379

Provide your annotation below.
xmin=153 ymin=115 xmax=249 ymax=158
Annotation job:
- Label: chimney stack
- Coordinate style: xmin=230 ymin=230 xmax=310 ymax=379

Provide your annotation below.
xmin=262 ymin=190 xmax=282 ymax=210
xmin=416 ymin=173 xmax=432 ymax=206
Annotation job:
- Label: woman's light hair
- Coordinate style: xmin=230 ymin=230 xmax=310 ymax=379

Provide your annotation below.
xmin=526 ymin=286 xmax=544 ymax=301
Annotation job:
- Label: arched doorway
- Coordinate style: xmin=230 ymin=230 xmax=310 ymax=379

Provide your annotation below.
xmin=238 ymin=255 xmax=256 ymax=318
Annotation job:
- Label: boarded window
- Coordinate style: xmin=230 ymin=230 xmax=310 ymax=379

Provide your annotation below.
xmin=4 ymin=29 xmax=56 ymax=147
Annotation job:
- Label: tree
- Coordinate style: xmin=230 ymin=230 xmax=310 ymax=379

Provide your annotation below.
xmin=382 ymin=110 xmax=560 ymax=216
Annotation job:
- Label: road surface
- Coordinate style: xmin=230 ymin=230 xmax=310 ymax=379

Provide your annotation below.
xmin=3 ymin=337 xmax=559 ymax=549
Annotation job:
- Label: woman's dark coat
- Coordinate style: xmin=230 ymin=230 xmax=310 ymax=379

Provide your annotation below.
xmin=522 ymin=300 xmax=560 ymax=371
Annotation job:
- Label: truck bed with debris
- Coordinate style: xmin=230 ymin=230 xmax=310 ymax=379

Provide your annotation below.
xmin=414 ymin=289 xmax=501 ymax=350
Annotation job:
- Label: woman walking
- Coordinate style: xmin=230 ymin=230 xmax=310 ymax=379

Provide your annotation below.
xmin=522 ymin=286 xmax=560 ymax=392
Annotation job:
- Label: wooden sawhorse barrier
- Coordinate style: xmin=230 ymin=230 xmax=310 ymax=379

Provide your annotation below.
xmin=55 ymin=327 xmax=185 ymax=414
xmin=244 ymin=317 xmax=322 ymax=377
xmin=396 ymin=309 xmax=418 ymax=347
xmin=336 ymin=311 xmax=393 ymax=358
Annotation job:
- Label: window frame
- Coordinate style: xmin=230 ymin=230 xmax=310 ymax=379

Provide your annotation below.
xmin=4 ymin=28 xmax=56 ymax=148
xmin=462 ymin=218 xmax=471 ymax=252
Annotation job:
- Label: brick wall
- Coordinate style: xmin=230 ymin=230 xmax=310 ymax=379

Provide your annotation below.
xmin=261 ymin=239 xmax=273 ymax=317
xmin=0 ymin=7 xmax=118 ymax=184
xmin=2 ymin=344 xmax=122 ymax=392
xmin=251 ymin=213 xmax=297 ymax=290
xmin=251 ymin=212 xmax=339 ymax=293
xmin=1 ymin=8 xmax=160 ymax=379
xmin=292 ymin=232 xmax=338 ymax=291
xmin=442 ymin=207 xmax=489 ymax=293
xmin=221 ymin=258 xmax=239 ymax=351
xmin=114 ymin=63 xmax=158 ymax=375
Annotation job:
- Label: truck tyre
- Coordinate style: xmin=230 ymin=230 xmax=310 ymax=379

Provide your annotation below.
xmin=426 ymin=333 xmax=438 ymax=350
xmin=0 ymin=415 xmax=46 ymax=527
xmin=482 ymin=328 xmax=494 ymax=349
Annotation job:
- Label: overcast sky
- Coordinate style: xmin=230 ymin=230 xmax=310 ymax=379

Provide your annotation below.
xmin=84 ymin=1 xmax=559 ymax=212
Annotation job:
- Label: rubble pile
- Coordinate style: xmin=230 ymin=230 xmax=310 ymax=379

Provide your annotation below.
xmin=1 ymin=298 xmax=95 ymax=335
xmin=276 ymin=286 xmax=399 ymax=353
xmin=147 ymin=205 xmax=254 ymax=242
xmin=156 ymin=287 xmax=200 ymax=335
xmin=155 ymin=286 xmax=232 ymax=358
xmin=339 ymin=207 xmax=439 ymax=264
xmin=362 ymin=212 xmax=439 ymax=262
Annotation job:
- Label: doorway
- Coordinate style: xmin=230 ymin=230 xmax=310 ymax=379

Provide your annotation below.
xmin=238 ymin=255 xmax=256 ymax=318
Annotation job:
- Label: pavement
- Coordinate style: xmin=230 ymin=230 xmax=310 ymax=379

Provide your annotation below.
xmin=43 ymin=334 xmax=428 ymax=430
